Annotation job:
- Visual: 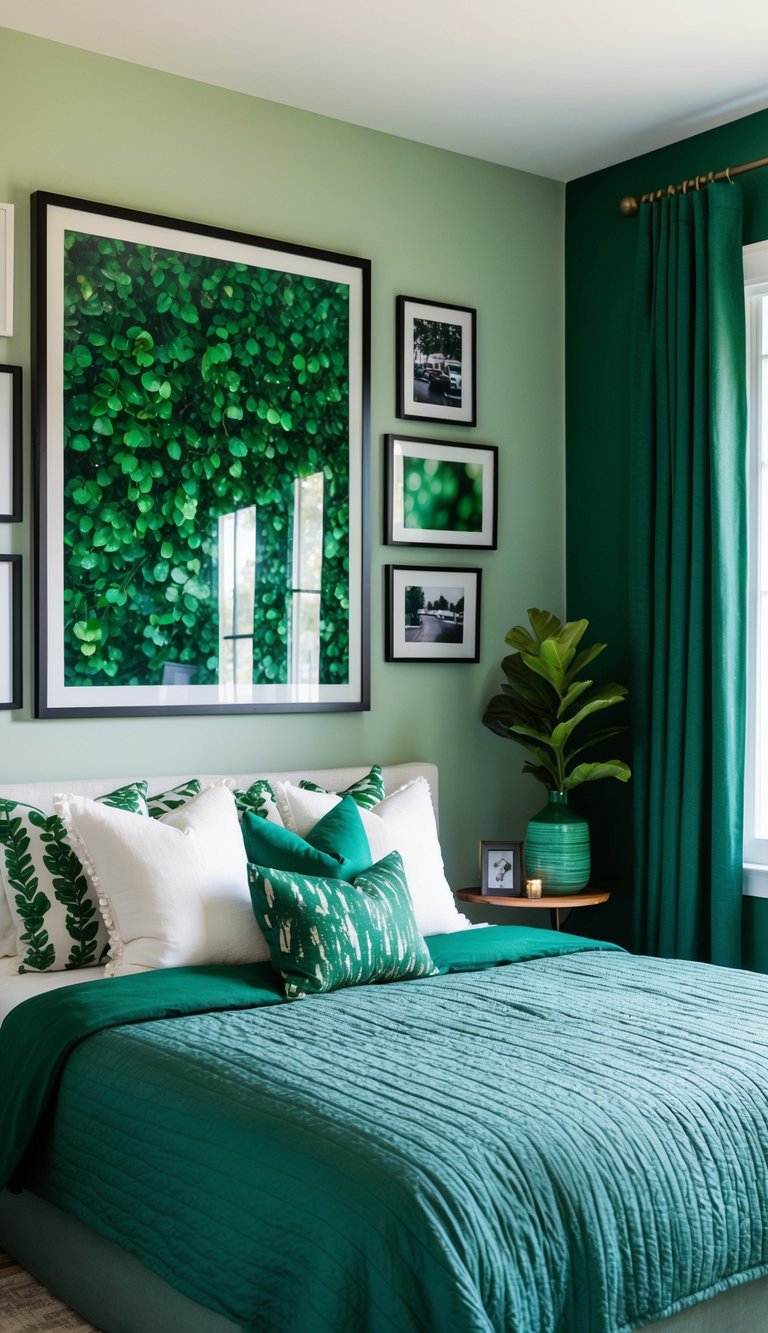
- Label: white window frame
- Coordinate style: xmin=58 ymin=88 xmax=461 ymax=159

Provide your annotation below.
xmin=743 ymin=241 xmax=768 ymax=897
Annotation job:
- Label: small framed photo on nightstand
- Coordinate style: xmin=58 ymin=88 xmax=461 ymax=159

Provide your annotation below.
xmin=480 ymin=841 xmax=522 ymax=897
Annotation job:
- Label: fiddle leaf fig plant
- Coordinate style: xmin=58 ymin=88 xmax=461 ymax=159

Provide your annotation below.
xmin=482 ymin=608 xmax=631 ymax=793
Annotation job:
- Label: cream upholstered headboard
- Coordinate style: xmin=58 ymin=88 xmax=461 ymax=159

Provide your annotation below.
xmin=0 ymin=762 xmax=438 ymax=820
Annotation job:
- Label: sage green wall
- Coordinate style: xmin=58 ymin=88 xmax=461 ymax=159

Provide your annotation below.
xmin=0 ymin=28 xmax=565 ymax=894
xmin=566 ymin=105 xmax=768 ymax=966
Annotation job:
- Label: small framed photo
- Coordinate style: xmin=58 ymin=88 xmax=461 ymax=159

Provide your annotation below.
xmin=480 ymin=841 xmax=523 ymax=897
xmin=385 ymin=564 xmax=481 ymax=663
xmin=0 ymin=554 xmax=21 ymax=709
xmin=0 ymin=365 xmax=22 ymax=522
xmin=396 ymin=295 xmax=476 ymax=426
xmin=384 ymin=434 xmax=497 ymax=549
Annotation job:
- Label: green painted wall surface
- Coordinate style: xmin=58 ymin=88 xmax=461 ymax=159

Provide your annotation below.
xmin=566 ymin=106 xmax=768 ymax=964
xmin=0 ymin=29 xmax=565 ymax=896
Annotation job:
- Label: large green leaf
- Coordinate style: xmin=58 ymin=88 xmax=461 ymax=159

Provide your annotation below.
xmin=563 ymin=761 xmax=631 ymax=790
xmin=557 ymin=677 xmax=593 ymax=718
xmin=565 ymin=641 xmax=606 ymax=684
xmin=550 ymin=688 xmax=629 ymax=748
xmin=505 ymin=625 xmax=538 ymax=654
xmin=527 ymin=608 xmax=562 ymax=642
xmin=501 ymin=654 xmax=557 ymax=708
xmin=551 ymin=618 xmax=588 ymax=664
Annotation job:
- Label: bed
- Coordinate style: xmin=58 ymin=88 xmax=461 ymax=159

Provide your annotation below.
xmin=1 ymin=762 xmax=767 ymax=1333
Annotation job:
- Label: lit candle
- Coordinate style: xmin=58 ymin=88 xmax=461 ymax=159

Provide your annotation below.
xmin=526 ymin=878 xmax=543 ymax=899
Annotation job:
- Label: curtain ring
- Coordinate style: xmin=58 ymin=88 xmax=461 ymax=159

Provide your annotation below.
xmin=667 ymin=184 xmax=676 ymax=197
xmin=707 ymin=171 xmax=714 ymax=184
xmin=695 ymin=175 xmax=701 ymax=191
xmin=726 ymin=167 xmax=733 ymax=184
xmin=681 ymin=179 xmax=689 ymax=195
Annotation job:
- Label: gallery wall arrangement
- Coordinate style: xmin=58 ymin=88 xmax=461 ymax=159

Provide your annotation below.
xmin=387 ymin=294 xmax=497 ymax=669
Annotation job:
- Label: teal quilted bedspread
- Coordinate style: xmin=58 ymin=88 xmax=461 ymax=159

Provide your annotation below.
xmin=2 ymin=928 xmax=768 ymax=1333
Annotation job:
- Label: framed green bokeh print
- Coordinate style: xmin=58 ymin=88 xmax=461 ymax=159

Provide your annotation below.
xmin=384 ymin=434 xmax=498 ymax=548
xmin=32 ymin=192 xmax=370 ymax=717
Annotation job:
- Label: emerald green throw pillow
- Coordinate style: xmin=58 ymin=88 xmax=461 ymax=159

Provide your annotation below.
xmin=242 ymin=796 xmax=372 ymax=881
xmin=248 ymin=850 xmax=437 ymax=1000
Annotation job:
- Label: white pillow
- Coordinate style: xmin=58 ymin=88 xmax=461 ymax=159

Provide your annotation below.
xmin=274 ymin=777 xmax=470 ymax=937
xmin=57 ymin=784 xmax=270 ymax=977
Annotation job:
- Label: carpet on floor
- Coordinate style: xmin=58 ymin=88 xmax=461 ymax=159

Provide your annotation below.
xmin=0 ymin=1251 xmax=99 ymax=1331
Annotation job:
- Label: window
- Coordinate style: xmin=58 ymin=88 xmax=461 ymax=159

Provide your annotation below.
xmin=744 ymin=244 xmax=768 ymax=894
xmin=218 ymin=504 xmax=257 ymax=690
xmin=290 ymin=472 xmax=324 ymax=687
xmin=217 ymin=473 xmax=324 ymax=695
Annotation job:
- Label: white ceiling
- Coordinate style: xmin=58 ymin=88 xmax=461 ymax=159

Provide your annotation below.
xmin=2 ymin=0 xmax=768 ymax=181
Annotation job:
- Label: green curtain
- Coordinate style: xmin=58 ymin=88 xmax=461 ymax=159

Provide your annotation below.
xmin=630 ymin=183 xmax=747 ymax=966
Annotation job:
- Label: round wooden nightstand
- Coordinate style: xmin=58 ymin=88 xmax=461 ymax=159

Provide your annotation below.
xmin=456 ymin=889 xmax=610 ymax=932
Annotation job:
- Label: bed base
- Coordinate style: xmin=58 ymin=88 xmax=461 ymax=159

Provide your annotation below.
xmin=3 ymin=1188 xmax=767 ymax=1333
xmin=0 ymin=1189 xmax=238 ymax=1333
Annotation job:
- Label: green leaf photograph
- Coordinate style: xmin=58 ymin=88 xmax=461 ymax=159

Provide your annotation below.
xmin=34 ymin=194 xmax=370 ymax=716
xmin=384 ymin=435 xmax=497 ymax=549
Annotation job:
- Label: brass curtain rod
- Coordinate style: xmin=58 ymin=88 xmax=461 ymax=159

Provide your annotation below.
xmin=618 ymin=152 xmax=768 ymax=216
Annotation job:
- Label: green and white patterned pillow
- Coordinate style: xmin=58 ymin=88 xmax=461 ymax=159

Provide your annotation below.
xmin=248 ymin=849 xmax=437 ymax=1000
xmin=297 ymin=764 xmax=385 ymax=811
xmin=146 ymin=778 xmax=202 ymax=819
xmin=232 ymin=779 xmax=283 ymax=825
xmin=0 ymin=781 xmax=149 ymax=973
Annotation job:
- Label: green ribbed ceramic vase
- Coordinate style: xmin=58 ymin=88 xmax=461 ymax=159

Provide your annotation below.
xmin=524 ymin=790 xmax=590 ymax=895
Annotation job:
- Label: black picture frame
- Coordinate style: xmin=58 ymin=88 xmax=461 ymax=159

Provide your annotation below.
xmin=0 ymin=364 xmax=22 ymax=523
xmin=384 ymin=433 xmax=497 ymax=548
xmin=479 ymin=840 xmax=523 ymax=897
xmin=0 ymin=554 xmax=21 ymax=709
xmin=32 ymin=191 xmax=371 ymax=718
xmin=385 ymin=563 xmax=481 ymax=663
xmin=396 ymin=295 xmax=476 ymax=427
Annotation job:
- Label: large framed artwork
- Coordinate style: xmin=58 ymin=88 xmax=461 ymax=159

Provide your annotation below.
xmin=32 ymin=192 xmax=371 ymax=717
xmin=385 ymin=563 xmax=481 ymax=663
xmin=384 ymin=433 xmax=497 ymax=548
xmin=395 ymin=295 xmax=476 ymax=427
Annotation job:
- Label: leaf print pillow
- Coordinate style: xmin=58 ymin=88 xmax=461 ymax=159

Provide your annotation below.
xmin=0 ymin=781 xmax=149 ymax=972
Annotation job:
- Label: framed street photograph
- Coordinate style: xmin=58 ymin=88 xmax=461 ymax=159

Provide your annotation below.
xmin=396 ymin=295 xmax=476 ymax=426
xmin=384 ymin=434 xmax=497 ymax=548
xmin=0 ymin=364 xmax=21 ymax=522
xmin=385 ymin=564 xmax=481 ymax=663
xmin=0 ymin=554 xmax=21 ymax=709
xmin=480 ymin=840 xmax=522 ymax=897
xmin=32 ymin=192 xmax=371 ymax=717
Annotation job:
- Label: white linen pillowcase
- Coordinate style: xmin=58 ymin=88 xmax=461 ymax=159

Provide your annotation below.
xmin=274 ymin=776 xmax=470 ymax=937
xmin=56 ymin=784 xmax=270 ymax=977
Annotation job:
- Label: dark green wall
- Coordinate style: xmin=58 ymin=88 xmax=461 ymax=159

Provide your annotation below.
xmin=565 ymin=107 xmax=768 ymax=967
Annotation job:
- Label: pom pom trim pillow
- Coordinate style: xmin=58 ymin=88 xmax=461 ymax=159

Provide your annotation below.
xmin=0 ymin=780 xmax=149 ymax=973
xmin=57 ymin=784 xmax=270 ymax=976
xmin=249 ymin=850 xmax=436 ymax=999
xmin=275 ymin=777 xmax=470 ymax=937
